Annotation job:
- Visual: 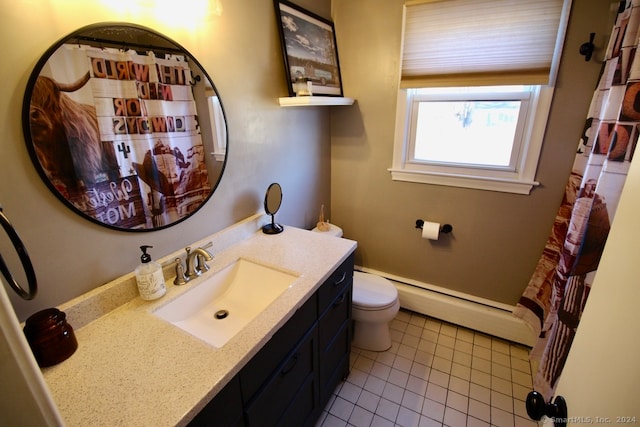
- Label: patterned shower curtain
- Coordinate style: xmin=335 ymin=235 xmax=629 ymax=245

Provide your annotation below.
xmin=513 ymin=0 xmax=639 ymax=401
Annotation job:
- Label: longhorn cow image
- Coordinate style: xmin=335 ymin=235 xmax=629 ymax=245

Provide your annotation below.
xmin=28 ymin=71 xmax=117 ymax=194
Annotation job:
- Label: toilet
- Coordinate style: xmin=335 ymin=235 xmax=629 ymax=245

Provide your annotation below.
xmin=312 ymin=223 xmax=400 ymax=351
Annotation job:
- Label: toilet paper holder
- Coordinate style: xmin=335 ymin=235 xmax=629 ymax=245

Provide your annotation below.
xmin=415 ymin=219 xmax=453 ymax=234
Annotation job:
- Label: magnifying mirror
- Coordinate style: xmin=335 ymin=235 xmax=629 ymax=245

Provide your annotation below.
xmin=262 ymin=183 xmax=283 ymax=234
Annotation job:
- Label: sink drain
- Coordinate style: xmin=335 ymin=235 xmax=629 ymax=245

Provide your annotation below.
xmin=214 ymin=309 xmax=229 ymax=320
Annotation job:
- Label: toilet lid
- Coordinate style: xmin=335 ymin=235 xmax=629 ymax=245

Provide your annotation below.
xmin=352 ymin=271 xmax=398 ymax=309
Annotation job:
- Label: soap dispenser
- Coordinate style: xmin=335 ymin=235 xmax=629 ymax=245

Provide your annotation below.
xmin=135 ymin=245 xmax=166 ymax=301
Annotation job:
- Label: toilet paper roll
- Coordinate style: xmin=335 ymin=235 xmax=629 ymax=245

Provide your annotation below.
xmin=421 ymin=221 xmax=440 ymax=240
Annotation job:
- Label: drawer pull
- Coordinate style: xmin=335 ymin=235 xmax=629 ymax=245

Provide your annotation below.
xmin=333 ymin=293 xmax=346 ymax=307
xmin=280 ymin=353 xmax=299 ymax=376
xmin=333 ymin=271 xmax=347 ymax=287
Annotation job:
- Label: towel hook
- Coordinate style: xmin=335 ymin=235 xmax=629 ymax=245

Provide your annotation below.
xmin=189 ymin=72 xmax=201 ymax=85
xmin=579 ymin=32 xmax=596 ymax=62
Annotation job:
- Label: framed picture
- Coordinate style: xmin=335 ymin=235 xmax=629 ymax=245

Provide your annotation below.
xmin=274 ymin=0 xmax=344 ymax=97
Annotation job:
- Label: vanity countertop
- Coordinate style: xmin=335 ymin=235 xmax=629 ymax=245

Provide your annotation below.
xmin=41 ymin=215 xmax=356 ymax=427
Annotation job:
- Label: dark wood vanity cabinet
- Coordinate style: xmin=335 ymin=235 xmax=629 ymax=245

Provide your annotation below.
xmin=189 ymin=253 xmax=354 ymax=427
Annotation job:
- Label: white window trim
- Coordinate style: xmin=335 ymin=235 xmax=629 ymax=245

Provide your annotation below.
xmin=207 ymin=95 xmax=227 ymax=162
xmin=389 ymin=86 xmax=554 ymax=194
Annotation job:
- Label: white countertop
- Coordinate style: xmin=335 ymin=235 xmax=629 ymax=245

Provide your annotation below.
xmin=42 ymin=215 xmax=356 ymax=426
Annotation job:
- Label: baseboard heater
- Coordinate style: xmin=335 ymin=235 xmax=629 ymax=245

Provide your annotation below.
xmin=356 ymin=267 xmax=536 ymax=347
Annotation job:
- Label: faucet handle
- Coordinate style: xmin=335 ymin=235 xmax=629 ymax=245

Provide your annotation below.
xmin=173 ymin=258 xmax=188 ymax=286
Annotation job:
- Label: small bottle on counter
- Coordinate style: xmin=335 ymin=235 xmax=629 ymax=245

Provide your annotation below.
xmin=135 ymin=245 xmax=166 ymax=301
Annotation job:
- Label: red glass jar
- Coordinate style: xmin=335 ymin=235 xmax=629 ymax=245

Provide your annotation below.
xmin=23 ymin=308 xmax=78 ymax=367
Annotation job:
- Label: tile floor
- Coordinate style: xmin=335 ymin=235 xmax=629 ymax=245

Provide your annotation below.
xmin=316 ymin=309 xmax=537 ymax=427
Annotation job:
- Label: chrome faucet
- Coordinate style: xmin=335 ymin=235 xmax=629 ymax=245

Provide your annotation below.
xmin=185 ymin=244 xmax=214 ymax=280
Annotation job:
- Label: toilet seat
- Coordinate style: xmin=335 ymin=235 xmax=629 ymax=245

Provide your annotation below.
xmin=353 ymin=299 xmax=398 ymax=311
xmin=352 ymin=271 xmax=398 ymax=310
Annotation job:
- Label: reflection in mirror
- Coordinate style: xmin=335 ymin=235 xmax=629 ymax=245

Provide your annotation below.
xmin=262 ymin=183 xmax=283 ymax=235
xmin=207 ymin=94 xmax=227 ymax=162
xmin=22 ymin=23 xmax=228 ymax=231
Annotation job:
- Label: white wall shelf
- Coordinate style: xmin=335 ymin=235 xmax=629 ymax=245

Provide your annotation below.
xmin=278 ymin=96 xmax=355 ymax=107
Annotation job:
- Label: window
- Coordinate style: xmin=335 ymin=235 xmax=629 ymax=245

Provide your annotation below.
xmin=393 ymin=85 xmax=552 ymax=194
xmin=390 ymin=0 xmax=570 ymax=194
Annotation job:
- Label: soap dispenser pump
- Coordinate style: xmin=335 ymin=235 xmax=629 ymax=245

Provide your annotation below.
xmin=135 ymin=245 xmax=166 ymax=301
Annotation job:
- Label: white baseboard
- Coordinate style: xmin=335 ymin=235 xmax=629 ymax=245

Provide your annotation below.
xmin=356 ymin=267 xmax=536 ymax=347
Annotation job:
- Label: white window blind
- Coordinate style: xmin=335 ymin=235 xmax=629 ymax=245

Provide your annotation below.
xmin=401 ymin=0 xmax=569 ymax=88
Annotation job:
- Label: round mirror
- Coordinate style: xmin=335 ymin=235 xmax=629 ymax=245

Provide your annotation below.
xmin=22 ymin=23 xmax=228 ymax=231
xmin=262 ymin=183 xmax=283 ymax=234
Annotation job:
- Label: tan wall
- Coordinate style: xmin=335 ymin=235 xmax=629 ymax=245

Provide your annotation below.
xmin=1 ymin=0 xmax=614 ymax=320
xmin=330 ymin=0 xmax=612 ymax=304
xmin=0 ymin=0 xmax=332 ymax=320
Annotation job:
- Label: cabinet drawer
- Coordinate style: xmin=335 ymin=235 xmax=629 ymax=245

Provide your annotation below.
xmin=318 ymin=287 xmax=351 ymax=352
xmin=318 ymin=253 xmax=354 ymax=316
xmin=244 ymin=328 xmax=318 ymax=426
xmin=241 ymin=292 xmax=317 ymax=400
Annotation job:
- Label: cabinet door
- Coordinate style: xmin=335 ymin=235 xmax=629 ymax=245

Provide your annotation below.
xmin=244 ymin=327 xmax=318 ymax=426
xmin=240 ymin=293 xmax=317 ymax=401
xmin=317 ymin=255 xmax=353 ymax=407
xmin=318 ymin=287 xmax=352 ymax=405
xmin=318 ymin=287 xmax=351 ymax=352
xmin=278 ymin=373 xmax=319 ymax=427
xmin=188 ymin=375 xmax=244 ymax=427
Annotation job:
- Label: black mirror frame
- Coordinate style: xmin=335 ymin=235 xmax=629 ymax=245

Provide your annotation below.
xmin=22 ymin=22 xmax=228 ymax=232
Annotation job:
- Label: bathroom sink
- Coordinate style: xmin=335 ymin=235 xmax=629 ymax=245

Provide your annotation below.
xmin=154 ymin=258 xmax=299 ymax=348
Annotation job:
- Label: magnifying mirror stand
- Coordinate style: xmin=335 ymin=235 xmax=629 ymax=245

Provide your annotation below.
xmin=262 ymin=215 xmax=283 ymax=234
xmin=262 ymin=182 xmax=284 ymax=234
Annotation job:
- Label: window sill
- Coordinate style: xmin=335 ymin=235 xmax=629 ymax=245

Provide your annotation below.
xmin=388 ymin=168 xmax=539 ymax=195
xmin=212 ymin=152 xmax=226 ymax=162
